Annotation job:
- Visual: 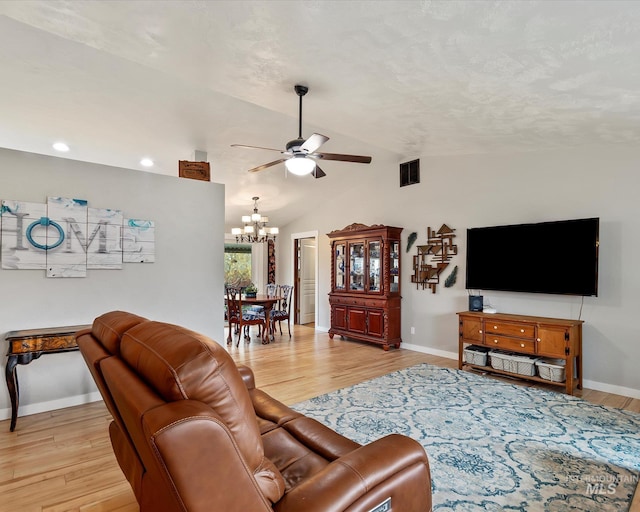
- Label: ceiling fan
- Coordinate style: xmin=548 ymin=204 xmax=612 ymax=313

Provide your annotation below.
xmin=231 ymin=85 xmax=372 ymax=178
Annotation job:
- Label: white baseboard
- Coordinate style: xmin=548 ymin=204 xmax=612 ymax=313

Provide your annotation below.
xmin=400 ymin=343 xmax=640 ymax=400
xmin=401 ymin=342 xmax=458 ymax=361
xmin=0 ymin=391 xmax=103 ymax=422
xmin=581 ymin=379 xmax=640 ymax=400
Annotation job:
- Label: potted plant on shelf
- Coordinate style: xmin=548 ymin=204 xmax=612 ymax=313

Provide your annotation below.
xmin=244 ymin=283 xmax=258 ymax=298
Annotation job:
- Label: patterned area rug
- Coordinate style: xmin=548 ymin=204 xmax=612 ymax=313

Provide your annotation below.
xmin=291 ymin=364 xmax=640 ymax=511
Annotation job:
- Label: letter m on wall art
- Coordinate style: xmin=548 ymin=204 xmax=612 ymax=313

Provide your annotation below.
xmin=87 ymin=207 xmax=124 ymax=269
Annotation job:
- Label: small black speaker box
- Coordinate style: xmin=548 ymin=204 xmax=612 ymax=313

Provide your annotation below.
xmin=469 ymin=295 xmax=483 ymax=312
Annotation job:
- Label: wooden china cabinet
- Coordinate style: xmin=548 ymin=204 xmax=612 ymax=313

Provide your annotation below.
xmin=328 ymin=223 xmax=403 ymax=350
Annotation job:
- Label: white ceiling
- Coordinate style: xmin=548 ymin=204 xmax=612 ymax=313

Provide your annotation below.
xmin=1 ymin=1 xmax=640 ymax=230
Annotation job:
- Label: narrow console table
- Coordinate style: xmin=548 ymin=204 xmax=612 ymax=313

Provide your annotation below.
xmin=458 ymin=311 xmax=583 ymax=395
xmin=5 ymin=324 xmax=90 ymax=432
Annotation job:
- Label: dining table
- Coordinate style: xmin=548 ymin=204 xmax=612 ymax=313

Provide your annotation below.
xmin=236 ymin=294 xmax=281 ymax=344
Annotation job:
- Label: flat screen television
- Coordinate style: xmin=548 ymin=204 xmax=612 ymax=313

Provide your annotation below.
xmin=465 ymin=218 xmax=599 ymax=296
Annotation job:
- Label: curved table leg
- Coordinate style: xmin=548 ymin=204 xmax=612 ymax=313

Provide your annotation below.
xmin=6 ymin=355 xmax=19 ymax=432
xmin=6 ymin=352 xmax=41 ymax=432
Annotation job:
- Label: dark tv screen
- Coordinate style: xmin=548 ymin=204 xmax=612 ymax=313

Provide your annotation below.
xmin=465 ymin=218 xmax=599 ymax=296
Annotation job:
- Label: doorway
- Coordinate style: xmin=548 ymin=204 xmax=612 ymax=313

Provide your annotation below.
xmin=292 ymin=232 xmax=318 ymax=326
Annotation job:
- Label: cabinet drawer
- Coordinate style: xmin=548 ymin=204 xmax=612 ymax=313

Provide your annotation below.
xmin=486 ymin=321 xmax=535 ymax=339
xmin=356 ymin=299 xmax=387 ymax=308
xmin=485 ymin=335 xmax=535 ymax=354
xmin=332 ymin=297 xmax=386 ymax=308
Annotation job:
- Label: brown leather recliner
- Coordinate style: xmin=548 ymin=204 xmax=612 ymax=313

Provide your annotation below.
xmin=77 ymin=311 xmax=432 ymax=512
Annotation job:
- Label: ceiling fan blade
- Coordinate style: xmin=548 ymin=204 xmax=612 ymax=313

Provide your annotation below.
xmin=314 ymin=152 xmax=372 ymax=164
xmin=231 ymin=144 xmax=283 ymax=153
xmin=248 ymin=159 xmax=288 ymax=173
xmin=311 ymin=165 xmax=326 ymax=179
xmin=300 ymin=133 xmax=329 ymax=154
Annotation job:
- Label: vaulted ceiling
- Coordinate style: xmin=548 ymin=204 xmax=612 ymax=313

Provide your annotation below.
xmin=2 ymin=1 xmax=639 ymax=230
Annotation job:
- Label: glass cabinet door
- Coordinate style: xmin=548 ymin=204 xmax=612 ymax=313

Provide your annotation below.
xmin=349 ymin=242 xmax=365 ymax=291
xmin=390 ymin=240 xmax=400 ymax=293
xmin=368 ymin=241 xmax=381 ymax=292
xmin=334 ymin=243 xmax=346 ymax=290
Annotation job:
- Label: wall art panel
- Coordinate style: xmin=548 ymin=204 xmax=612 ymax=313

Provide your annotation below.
xmin=46 ymin=197 xmax=88 ymax=277
xmin=122 ymin=219 xmax=155 ymax=263
xmin=1 ymin=200 xmax=48 ymax=269
xmin=87 ymin=207 xmax=123 ymax=269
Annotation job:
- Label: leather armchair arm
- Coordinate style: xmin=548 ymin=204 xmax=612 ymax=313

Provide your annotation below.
xmin=75 ymin=327 xmax=92 ymax=339
xmin=237 ymin=364 xmax=256 ymax=390
xmin=142 ymin=400 xmax=272 ymax=512
xmin=274 ymin=434 xmax=432 ymax=512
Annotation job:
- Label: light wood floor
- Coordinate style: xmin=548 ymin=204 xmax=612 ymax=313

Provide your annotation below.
xmin=2 ymin=324 xmax=639 ymax=512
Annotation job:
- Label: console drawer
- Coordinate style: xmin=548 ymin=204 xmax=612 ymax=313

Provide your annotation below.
xmin=486 ymin=321 xmax=535 ymax=339
xmin=485 ymin=335 xmax=535 ymax=354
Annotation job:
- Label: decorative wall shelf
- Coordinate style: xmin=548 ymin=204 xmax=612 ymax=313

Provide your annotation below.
xmin=410 ymin=224 xmax=457 ymax=293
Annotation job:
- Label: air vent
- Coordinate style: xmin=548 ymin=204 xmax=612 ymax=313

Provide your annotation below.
xmin=400 ymin=159 xmax=420 ymax=187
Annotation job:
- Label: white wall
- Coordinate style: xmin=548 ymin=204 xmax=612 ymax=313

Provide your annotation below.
xmin=277 ymin=144 xmax=640 ymax=398
xmin=0 ymin=148 xmax=226 ymax=421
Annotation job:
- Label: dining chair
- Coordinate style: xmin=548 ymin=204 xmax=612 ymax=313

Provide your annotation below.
xmin=226 ymin=286 xmax=265 ymax=346
xmin=265 ymin=283 xmax=278 ymax=297
xmin=270 ymin=284 xmax=293 ymax=337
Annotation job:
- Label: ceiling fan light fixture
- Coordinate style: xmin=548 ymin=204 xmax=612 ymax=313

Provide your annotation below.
xmin=232 ymin=84 xmax=371 ymax=178
xmin=285 ymin=156 xmax=316 ymax=176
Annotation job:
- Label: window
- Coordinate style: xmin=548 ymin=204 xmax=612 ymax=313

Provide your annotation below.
xmin=224 ymin=244 xmax=252 ymax=288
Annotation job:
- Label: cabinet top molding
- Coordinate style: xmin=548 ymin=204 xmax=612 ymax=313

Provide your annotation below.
xmin=328 ymin=223 xmax=402 ymax=237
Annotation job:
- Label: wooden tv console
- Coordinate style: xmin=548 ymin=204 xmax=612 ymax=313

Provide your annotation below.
xmin=457 ymin=311 xmax=583 ymax=395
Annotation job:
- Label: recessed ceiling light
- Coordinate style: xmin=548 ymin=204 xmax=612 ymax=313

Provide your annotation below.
xmin=53 ymin=142 xmax=70 ymax=152
xmin=140 ymin=158 xmax=154 ymax=167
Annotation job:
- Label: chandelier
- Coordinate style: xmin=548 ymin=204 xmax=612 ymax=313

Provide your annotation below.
xmin=231 ymin=196 xmax=279 ymax=243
